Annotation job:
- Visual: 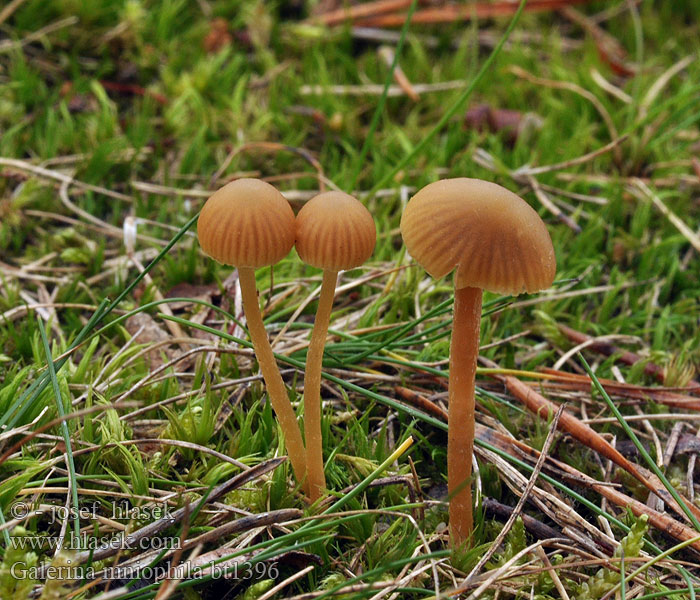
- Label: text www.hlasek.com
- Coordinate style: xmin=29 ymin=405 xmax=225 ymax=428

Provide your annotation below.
xmin=9 ymin=533 xmax=182 ymax=552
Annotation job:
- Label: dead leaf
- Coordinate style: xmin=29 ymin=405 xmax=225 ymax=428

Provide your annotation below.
xmin=203 ymin=18 xmax=233 ymax=53
xmin=165 ymin=281 xmax=219 ymax=310
xmin=465 ymin=104 xmax=542 ymax=144
xmin=124 ymin=311 xmax=178 ymax=370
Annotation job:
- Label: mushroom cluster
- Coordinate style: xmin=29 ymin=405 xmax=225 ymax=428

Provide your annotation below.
xmin=197 ymin=176 xmax=555 ymax=550
xmin=197 ymin=180 xmax=376 ymax=500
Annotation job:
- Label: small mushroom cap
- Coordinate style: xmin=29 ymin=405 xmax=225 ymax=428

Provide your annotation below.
xmin=296 ymin=191 xmax=376 ymax=271
xmin=400 ymin=178 xmax=555 ymax=295
xmin=197 ymin=178 xmax=295 ymax=268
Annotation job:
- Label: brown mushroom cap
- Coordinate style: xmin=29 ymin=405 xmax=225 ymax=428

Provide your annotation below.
xmin=400 ymin=178 xmax=556 ymax=294
xmin=197 ymin=178 xmax=295 ymax=268
xmin=296 ymin=191 xmax=376 ymax=271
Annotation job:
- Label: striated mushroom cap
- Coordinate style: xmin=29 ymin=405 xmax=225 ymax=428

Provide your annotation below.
xmin=296 ymin=191 xmax=376 ymax=271
xmin=400 ymin=178 xmax=555 ymax=294
xmin=197 ymin=178 xmax=296 ymax=268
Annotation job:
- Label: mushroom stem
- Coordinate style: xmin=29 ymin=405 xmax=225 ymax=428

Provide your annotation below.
xmin=448 ymin=285 xmax=482 ymax=548
xmin=303 ymin=268 xmax=338 ymax=501
xmin=238 ymin=266 xmax=307 ymax=486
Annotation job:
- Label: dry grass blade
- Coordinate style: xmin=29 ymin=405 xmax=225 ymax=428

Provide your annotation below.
xmin=379 ymin=45 xmax=420 ymax=102
xmin=0 ymin=156 xmax=131 ymax=200
xmin=36 ymin=457 xmax=286 ymax=577
xmin=509 ymin=65 xmax=621 ymax=163
xmin=590 ymin=67 xmax=632 ymax=103
xmin=459 ymin=539 xmax=565 ymax=598
xmin=299 ymin=80 xmax=466 ymax=97
xmin=463 ymin=405 xmax=565 ymax=586
xmin=514 ymin=135 xmax=628 ymax=176
xmin=628 ymin=179 xmax=700 ymax=254
xmin=0 ymin=15 xmax=78 ymax=53
xmin=477 ymin=425 xmax=700 ymax=553
xmin=258 ymin=565 xmax=316 ymax=600
xmin=550 ymin=456 xmax=700 ymax=553
xmin=534 ymin=545 xmax=571 ymax=600
xmin=639 ymin=54 xmax=696 ymax=118
xmin=0 ymin=0 xmax=27 ymax=24
xmin=480 ymin=358 xmax=700 ymax=525
xmin=522 ymin=173 xmax=581 ymax=232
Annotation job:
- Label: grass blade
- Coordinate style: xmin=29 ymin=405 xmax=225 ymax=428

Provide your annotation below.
xmin=37 ymin=316 xmax=80 ymax=544
xmin=579 ymin=354 xmax=700 ymax=532
xmin=369 ymin=0 xmax=528 ymax=194
xmin=348 ymin=0 xmax=419 ymax=190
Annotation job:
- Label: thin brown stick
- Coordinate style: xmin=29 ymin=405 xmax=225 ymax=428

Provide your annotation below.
xmin=378 ymin=46 xmax=420 ymax=102
xmin=558 ymin=323 xmax=666 ymax=382
xmin=308 ymin=0 xmax=413 ymax=26
xmin=352 ymin=0 xmax=592 ymax=27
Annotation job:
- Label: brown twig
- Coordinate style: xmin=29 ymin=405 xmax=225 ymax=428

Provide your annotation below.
xmin=309 ymin=0 xmax=414 ymax=26
xmin=352 ymin=0 xmax=592 ymax=27
xmin=557 ymin=323 xmax=666 ymax=382
xmin=477 ymin=424 xmax=700 ymax=553
xmin=378 ymin=45 xmax=420 ymax=102
xmin=482 ymin=497 xmax=561 ymax=541
xmin=479 ymin=357 xmax=700 ymax=525
xmin=99 ymin=80 xmax=169 ymax=106
xmin=559 ymin=6 xmax=636 ymax=76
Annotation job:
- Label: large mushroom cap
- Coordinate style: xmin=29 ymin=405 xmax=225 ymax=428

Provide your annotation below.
xmin=296 ymin=191 xmax=376 ymax=271
xmin=400 ymin=178 xmax=556 ymax=294
xmin=197 ymin=178 xmax=296 ymax=268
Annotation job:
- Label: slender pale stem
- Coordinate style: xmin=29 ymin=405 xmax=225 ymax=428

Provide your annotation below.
xmin=303 ymin=269 xmax=338 ymax=501
xmin=238 ymin=266 xmax=307 ymax=486
xmin=448 ymin=285 xmax=482 ymax=548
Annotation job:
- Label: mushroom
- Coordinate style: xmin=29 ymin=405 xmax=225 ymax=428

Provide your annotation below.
xmin=400 ymin=178 xmax=556 ymax=547
xmin=198 ymin=178 xmax=307 ymax=486
xmin=295 ymin=191 xmax=376 ymax=501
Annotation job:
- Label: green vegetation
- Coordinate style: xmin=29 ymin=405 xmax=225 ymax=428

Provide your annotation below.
xmin=1 ymin=0 xmax=700 ymax=598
